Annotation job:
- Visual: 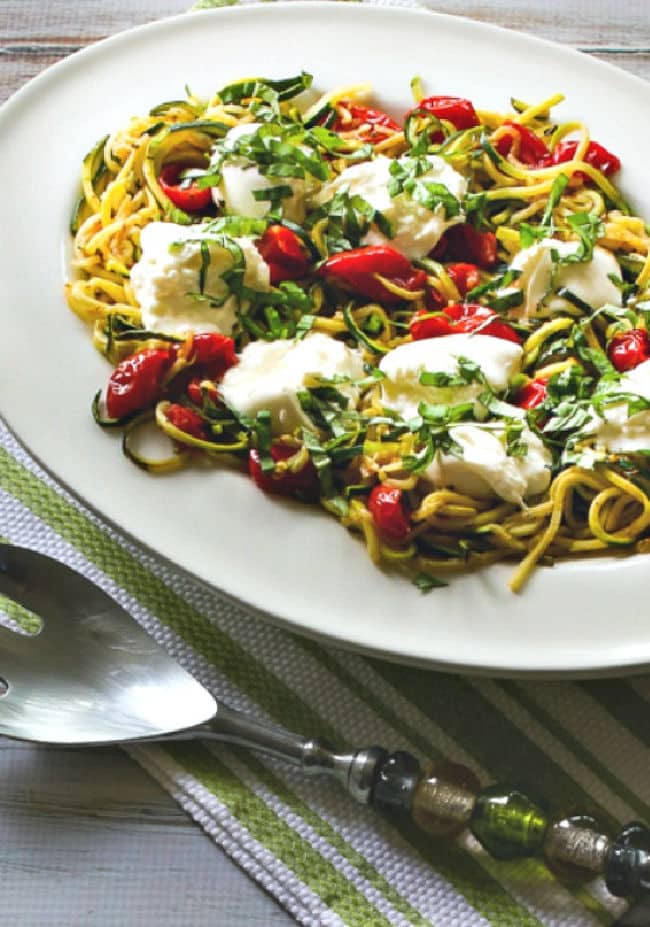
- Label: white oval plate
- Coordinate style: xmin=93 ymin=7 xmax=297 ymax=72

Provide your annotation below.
xmin=1 ymin=3 xmax=649 ymax=676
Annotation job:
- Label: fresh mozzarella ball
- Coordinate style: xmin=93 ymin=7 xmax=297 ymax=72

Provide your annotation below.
xmin=506 ymin=238 xmax=622 ymax=320
xmin=424 ymin=423 xmax=552 ymax=504
xmin=314 ymin=155 xmax=467 ymax=260
xmin=378 ymin=333 xmax=523 ymax=420
xmin=212 ymin=123 xmax=312 ymax=224
xmin=618 ymin=358 xmax=650 ymax=400
xmin=219 ymin=333 xmax=365 ymax=435
xmin=586 ymin=362 xmax=650 ymax=454
xmin=377 ymin=334 xmax=547 ymax=503
xmin=592 ymin=404 xmax=650 ymax=454
xmin=130 ymin=222 xmax=270 ymax=336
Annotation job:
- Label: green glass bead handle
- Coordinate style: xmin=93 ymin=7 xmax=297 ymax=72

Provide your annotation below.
xmin=356 ymin=747 xmax=650 ymax=921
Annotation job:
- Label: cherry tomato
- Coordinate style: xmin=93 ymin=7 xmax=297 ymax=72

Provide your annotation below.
xmin=446 ymin=303 xmax=521 ymax=343
xmin=367 ymin=484 xmax=411 ymax=542
xmin=249 ymin=445 xmax=319 ymax=500
xmin=446 ymin=262 xmax=481 ymax=297
xmin=408 ymin=95 xmax=479 ymax=143
xmin=327 ymin=102 xmax=401 ymax=144
xmin=517 ymin=378 xmax=549 ymax=410
xmin=423 ymin=285 xmax=448 ymax=312
xmin=494 ymin=121 xmax=550 ymax=165
xmin=544 ymin=139 xmax=621 ymax=179
xmin=186 ymin=332 xmax=237 ymax=372
xmin=318 ymin=245 xmax=427 ymax=303
xmin=608 ymin=329 xmax=650 ymax=372
xmin=432 ymin=225 xmax=498 ymax=269
xmin=106 ymin=347 xmax=175 ymax=420
xmin=186 ymin=376 xmax=220 ymax=406
xmin=409 ymin=308 xmax=454 ymax=339
xmin=256 ymin=225 xmax=312 ymax=285
xmin=169 ymin=332 xmax=238 ymax=402
xmin=410 ymin=303 xmax=521 ymax=344
xmin=164 ymin=403 xmax=207 ymax=439
xmin=158 ymin=163 xmax=212 ymax=212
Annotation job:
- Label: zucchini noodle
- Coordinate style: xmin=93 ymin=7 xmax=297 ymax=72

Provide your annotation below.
xmin=65 ymin=72 xmax=650 ymax=594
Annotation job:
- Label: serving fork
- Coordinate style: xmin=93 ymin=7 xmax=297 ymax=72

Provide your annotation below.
xmin=0 ymin=542 xmax=647 ymax=924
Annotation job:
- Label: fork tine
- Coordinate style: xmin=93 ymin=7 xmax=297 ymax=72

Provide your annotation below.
xmin=0 ymin=543 xmax=103 ymax=624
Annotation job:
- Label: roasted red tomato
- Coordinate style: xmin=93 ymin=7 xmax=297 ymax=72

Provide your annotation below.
xmin=446 ymin=303 xmax=521 ymax=343
xmin=433 ymin=225 xmax=498 ymax=269
xmin=186 ymin=376 xmax=220 ymax=406
xmin=517 ymin=378 xmax=549 ymax=410
xmin=106 ymin=347 xmax=175 ymax=420
xmin=409 ymin=308 xmax=454 ymax=339
xmin=408 ymin=95 xmax=479 ymax=143
xmin=249 ymin=445 xmax=319 ymax=500
xmin=327 ymin=101 xmax=401 ymax=144
xmin=164 ymin=403 xmax=208 ymax=439
xmin=367 ymin=485 xmax=411 ymax=542
xmin=186 ymin=333 xmax=237 ymax=373
xmin=543 ymin=139 xmax=621 ymax=180
xmin=256 ymin=225 xmax=312 ymax=285
xmin=608 ymin=329 xmax=650 ymax=372
xmin=494 ymin=121 xmax=550 ymax=165
xmin=410 ymin=303 xmax=521 ymax=344
xmin=170 ymin=332 xmax=237 ymax=402
xmin=446 ymin=262 xmax=481 ymax=297
xmin=318 ymin=245 xmax=427 ymax=303
xmin=158 ymin=163 xmax=212 ymax=212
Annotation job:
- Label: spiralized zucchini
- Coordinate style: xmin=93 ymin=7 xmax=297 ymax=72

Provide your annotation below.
xmin=66 ymin=72 xmax=650 ymax=593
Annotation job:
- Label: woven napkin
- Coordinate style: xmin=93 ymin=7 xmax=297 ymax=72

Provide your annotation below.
xmin=3 ymin=2 xmax=650 ymax=924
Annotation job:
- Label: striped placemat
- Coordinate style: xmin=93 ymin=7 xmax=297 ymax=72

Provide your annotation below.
xmin=4 ymin=411 xmax=650 ymax=927
xmin=2 ymin=2 xmax=650 ymax=923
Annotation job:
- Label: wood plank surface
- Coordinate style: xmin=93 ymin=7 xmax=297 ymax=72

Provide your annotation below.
xmin=0 ymin=740 xmax=291 ymax=926
xmin=1 ymin=0 xmax=649 ymax=102
xmin=0 ymin=2 xmax=648 ymax=925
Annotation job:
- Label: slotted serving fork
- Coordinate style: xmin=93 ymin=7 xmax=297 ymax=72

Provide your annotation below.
xmin=0 ymin=541 xmax=391 ymax=804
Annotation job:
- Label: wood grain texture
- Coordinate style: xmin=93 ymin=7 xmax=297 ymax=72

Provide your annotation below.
xmin=0 ymin=740 xmax=292 ymax=926
xmin=0 ymin=2 xmax=648 ymax=925
xmin=1 ymin=0 xmax=649 ymax=102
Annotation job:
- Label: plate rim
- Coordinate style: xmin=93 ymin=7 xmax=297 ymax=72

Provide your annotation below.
xmin=2 ymin=1 xmax=650 ymax=677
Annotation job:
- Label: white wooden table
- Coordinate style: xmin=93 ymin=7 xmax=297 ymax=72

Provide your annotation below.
xmin=1 ymin=2 xmax=648 ymax=924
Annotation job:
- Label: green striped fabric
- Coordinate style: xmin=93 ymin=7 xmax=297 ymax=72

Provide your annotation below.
xmin=1 ymin=3 xmax=648 ymax=922
xmin=3 ymin=411 xmax=647 ymax=927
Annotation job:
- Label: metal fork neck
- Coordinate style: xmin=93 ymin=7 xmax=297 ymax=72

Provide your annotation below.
xmin=175 ymin=704 xmax=385 ymax=805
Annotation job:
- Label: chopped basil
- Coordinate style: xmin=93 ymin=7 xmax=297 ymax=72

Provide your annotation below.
xmin=542 ymin=401 xmax=594 ymax=436
xmin=463 ymin=192 xmax=488 ymax=229
xmin=504 ymin=419 xmax=528 ymax=458
xmin=218 ymin=73 xmax=313 ymax=106
xmin=199 ymin=240 xmax=210 ymax=294
xmin=295 ymin=314 xmax=316 ymax=339
xmin=518 ymin=175 xmax=569 ymax=249
xmin=413 ymin=572 xmax=449 ymax=592
xmin=541 ymin=174 xmax=569 ymax=227
xmin=305 ymin=190 xmax=385 ymax=255
xmin=241 ymin=280 xmax=315 ymax=342
xmin=519 ymin=222 xmax=548 ymax=248
xmin=388 ymin=156 xmax=461 ymax=218
xmin=572 ymin=325 xmax=617 ymax=376
xmin=342 ymin=304 xmax=389 ymax=354
xmin=466 ymin=268 xmax=520 ymax=301
xmin=254 ymin=411 xmax=274 ymax=472
xmin=252 ymin=184 xmax=295 ymax=209
xmin=418 ymin=356 xmax=487 ymax=388
xmin=202 ymin=216 xmax=269 ymax=238
xmin=560 ymin=212 xmax=605 ymax=264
